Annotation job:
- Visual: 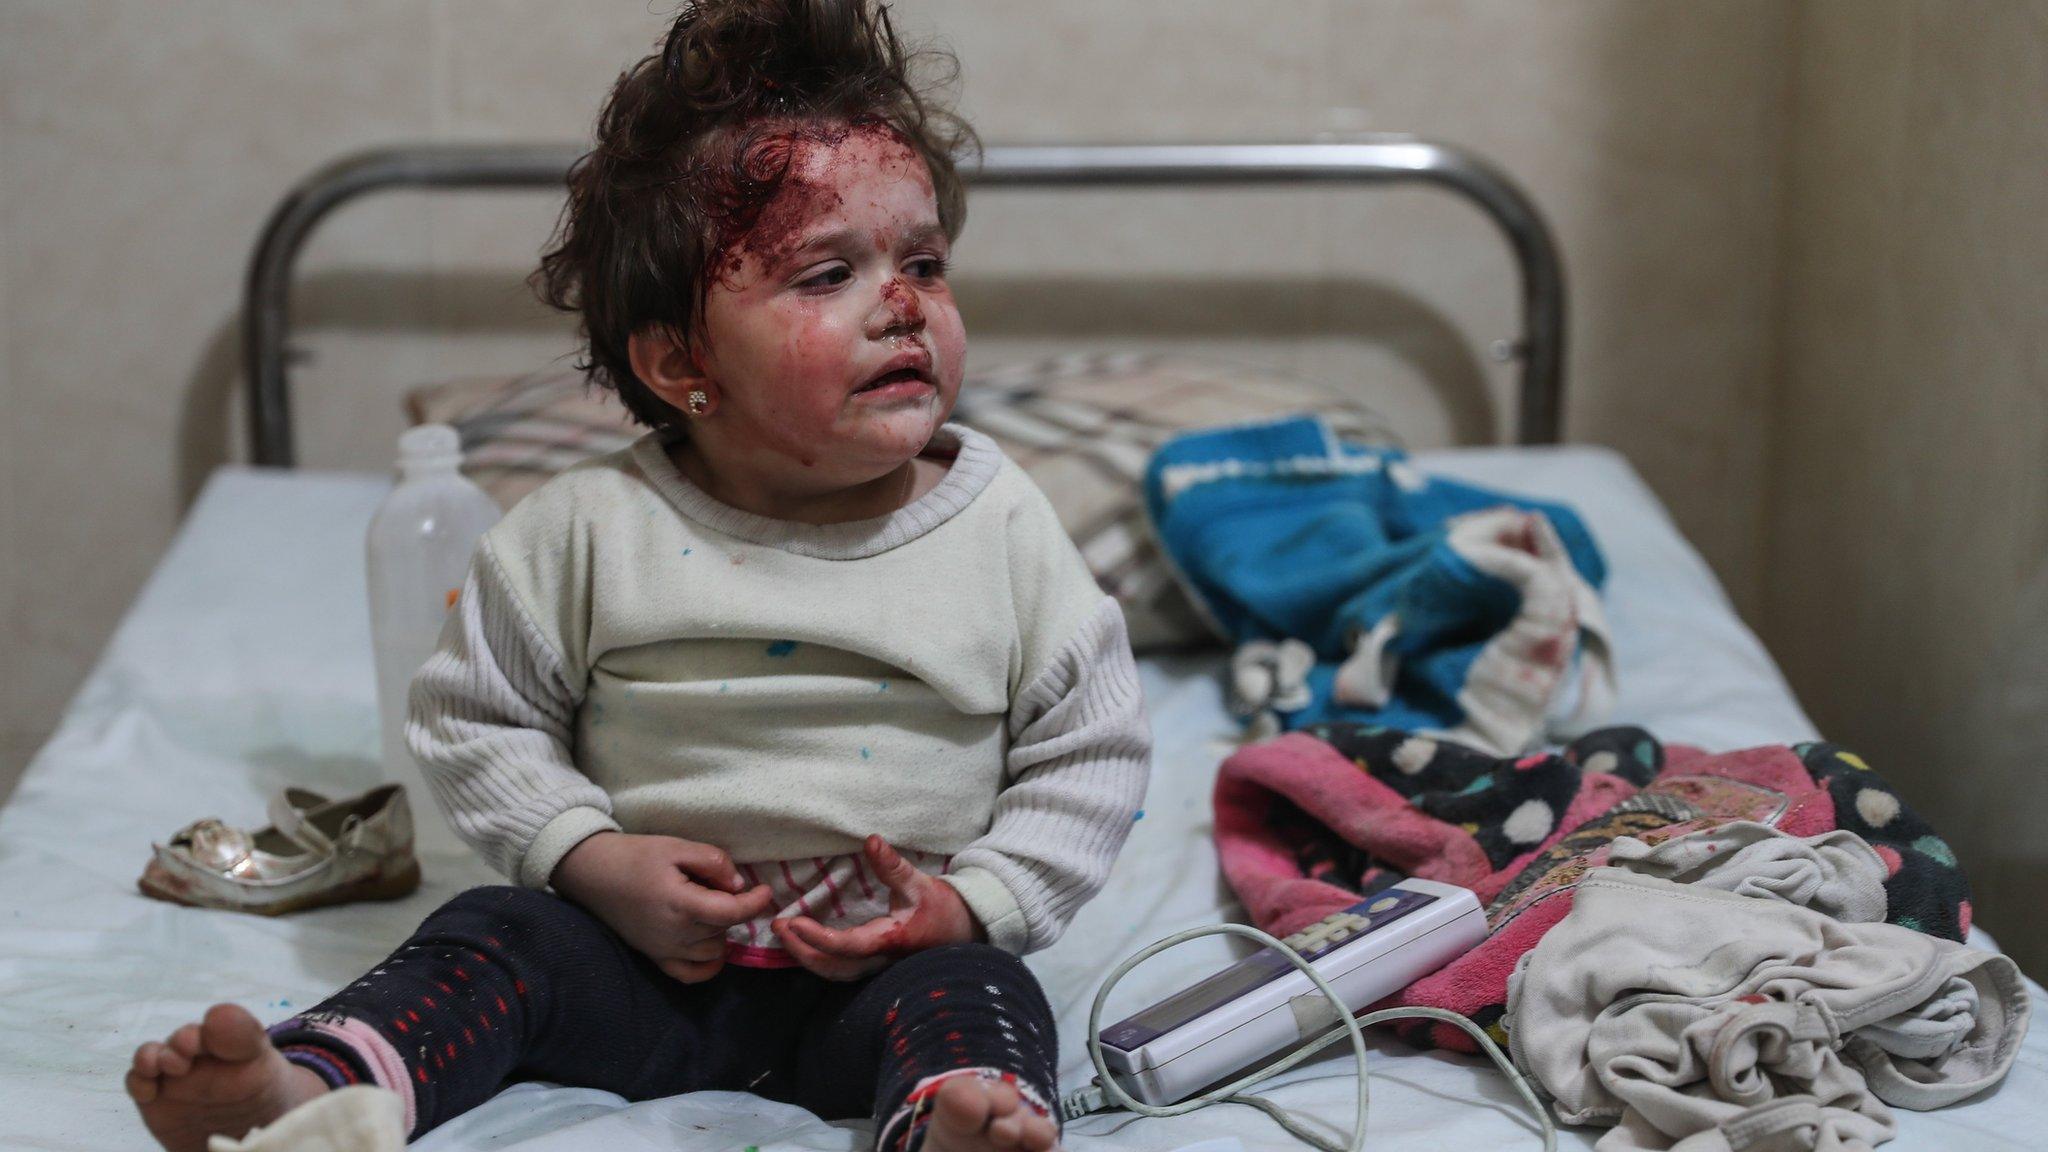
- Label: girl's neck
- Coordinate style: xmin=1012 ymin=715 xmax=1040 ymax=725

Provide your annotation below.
xmin=666 ymin=441 xmax=949 ymax=526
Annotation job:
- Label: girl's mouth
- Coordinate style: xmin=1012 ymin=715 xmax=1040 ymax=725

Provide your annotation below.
xmin=852 ymin=361 xmax=936 ymax=399
xmin=854 ymin=368 xmax=926 ymax=393
xmin=847 ymin=373 xmax=937 ymax=403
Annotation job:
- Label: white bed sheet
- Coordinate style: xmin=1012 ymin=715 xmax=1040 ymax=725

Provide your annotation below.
xmin=2 ymin=446 xmax=2039 ymax=1152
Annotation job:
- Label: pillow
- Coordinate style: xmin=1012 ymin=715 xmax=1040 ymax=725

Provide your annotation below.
xmin=404 ymin=369 xmax=643 ymax=511
xmin=405 ymin=354 xmax=1400 ymax=651
xmin=949 ymin=354 xmax=1399 ymax=650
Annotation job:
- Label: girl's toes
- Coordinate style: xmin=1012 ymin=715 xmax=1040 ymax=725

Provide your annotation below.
xmin=987 ymin=1081 xmax=1020 ymax=1112
xmin=200 ymin=1003 xmax=267 ymax=1061
xmin=133 ymin=1041 xmax=165 ymax=1079
xmin=924 ymin=1076 xmax=1060 ymax=1151
xmin=157 ymin=1046 xmax=193 ymax=1078
xmin=984 ymin=1084 xmax=1024 ymax=1145
xmin=1020 ymin=1112 xmax=1059 ymax=1150
xmin=988 ymin=1113 xmax=1024 ymax=1147
xmin=933 ymin=1076 xmax=994 ymax=1131
xmin=168 ymin=1023 xmax=204 ymax=1059
xmin=125 ymin=1068 xmax=160 ymax=1104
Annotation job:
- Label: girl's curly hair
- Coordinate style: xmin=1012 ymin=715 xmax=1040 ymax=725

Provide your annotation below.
xmin=532 ymin=0 xmax=976 ymax=432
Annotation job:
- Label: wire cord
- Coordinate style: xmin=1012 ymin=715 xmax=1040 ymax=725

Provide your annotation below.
xmin=1064 ymin=922 xmax=1557 ymax=1152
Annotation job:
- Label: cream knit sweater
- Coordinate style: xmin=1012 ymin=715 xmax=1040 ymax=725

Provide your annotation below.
xmin=406 ymin=424 xmax=1151 ymax=959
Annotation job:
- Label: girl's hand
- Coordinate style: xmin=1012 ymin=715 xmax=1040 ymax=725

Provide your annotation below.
xmin=771 ymin=835 xmax=984 ymax=981
xmin=550 ymin=831 xmax=775 ymax=984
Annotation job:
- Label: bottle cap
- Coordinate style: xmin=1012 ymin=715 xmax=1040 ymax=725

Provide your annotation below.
xmin=398 ymin=424 xmax=465 ymax=473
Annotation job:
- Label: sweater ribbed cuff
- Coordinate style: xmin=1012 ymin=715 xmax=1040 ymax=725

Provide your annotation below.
xmin=940 ymin=867 xmax=1029 ymax=955
xmin=518 ymin=806 xmax=623 ymax=890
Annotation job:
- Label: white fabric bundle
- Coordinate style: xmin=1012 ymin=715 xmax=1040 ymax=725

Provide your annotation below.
xmin=1507 ymin=869 xmax=2030 ymax=1152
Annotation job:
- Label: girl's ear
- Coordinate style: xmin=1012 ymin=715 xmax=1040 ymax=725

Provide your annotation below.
xmin=628 ymin=325 xmax=718 ymax=418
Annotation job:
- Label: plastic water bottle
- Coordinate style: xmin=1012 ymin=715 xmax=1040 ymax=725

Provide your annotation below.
xmin=366 ymin=424 xmax=502 ymax=858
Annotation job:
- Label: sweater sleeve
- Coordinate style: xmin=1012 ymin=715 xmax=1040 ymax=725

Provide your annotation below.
xmin=405 ymin=537 xmax=619 ymax=889
xmin=938 ymin=596 xmax=1152 ymax=954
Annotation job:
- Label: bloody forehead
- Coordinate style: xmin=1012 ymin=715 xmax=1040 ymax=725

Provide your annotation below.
xmin=701 ymin=117 xmax=930 ymax=288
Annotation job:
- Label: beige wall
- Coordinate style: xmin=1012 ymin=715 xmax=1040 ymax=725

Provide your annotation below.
xmin=1765 ymin=0 xmax=2048 ymax=970
xmin=6 ymin=0 xmax=2041 ymax=968
xmin=1 ymin=1 xmax=1797 ymax=788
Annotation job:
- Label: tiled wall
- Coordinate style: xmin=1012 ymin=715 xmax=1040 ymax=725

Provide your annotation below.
xmin=0 ymin=1 xmax=1798 ymax=784
xmin=1766 ymin=0 xmax=2048 ymax=972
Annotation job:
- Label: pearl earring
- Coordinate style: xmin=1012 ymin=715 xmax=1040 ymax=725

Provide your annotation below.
xmin=686 ymin=390 xmax=709 ymax=416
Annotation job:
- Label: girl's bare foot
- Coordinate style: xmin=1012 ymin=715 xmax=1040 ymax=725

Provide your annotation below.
xmin=922 ymin=1074 xmax=1060 ymax=1151
xmin=126 ymin=1003 xmax=329 ymax=1152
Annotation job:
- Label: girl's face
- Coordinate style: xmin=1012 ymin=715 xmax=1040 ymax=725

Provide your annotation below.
xmin=690 ymin=122 xmax=966 ymax=490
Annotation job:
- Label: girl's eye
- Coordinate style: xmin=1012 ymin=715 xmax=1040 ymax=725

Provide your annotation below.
xmin=906 ymin=255 xmax=949 ymax=280
xmin=798 ymin=265 xmax=852 ymax=290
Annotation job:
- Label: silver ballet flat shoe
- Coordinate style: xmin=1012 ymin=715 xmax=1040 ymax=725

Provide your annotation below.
xmin=139 ymin=784 xmax=420 ymax=915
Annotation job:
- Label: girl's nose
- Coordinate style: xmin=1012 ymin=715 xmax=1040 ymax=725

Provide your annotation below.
xmin=868 ymin=276 xmax=925 ymax=340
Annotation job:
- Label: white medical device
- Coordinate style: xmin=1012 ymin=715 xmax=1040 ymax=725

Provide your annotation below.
xmin=1093 ymin=878 xmax=1487 ymax=1107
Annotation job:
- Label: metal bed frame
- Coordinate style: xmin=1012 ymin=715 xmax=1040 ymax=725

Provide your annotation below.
xmin=242 ymin=139 xmax=1566 ymax=467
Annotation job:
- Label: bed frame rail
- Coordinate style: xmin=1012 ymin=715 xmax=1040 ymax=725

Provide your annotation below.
xmin=242 ymin=139 xmax=1566 ymax=466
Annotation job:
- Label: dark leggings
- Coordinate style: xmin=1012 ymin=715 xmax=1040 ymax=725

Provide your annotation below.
xmin=269 ymin=886 xmax=1059 ymax=1149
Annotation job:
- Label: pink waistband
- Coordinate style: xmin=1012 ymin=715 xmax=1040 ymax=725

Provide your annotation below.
xmin=725 ymin=942 xmax=801 ymax=969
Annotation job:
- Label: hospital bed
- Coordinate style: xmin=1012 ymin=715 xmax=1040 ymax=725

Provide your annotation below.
xmin=1 ymin=142 xmax=2039 ymax=1151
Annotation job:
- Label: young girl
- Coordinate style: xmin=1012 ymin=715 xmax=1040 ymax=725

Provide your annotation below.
xmin=123 ymin=3 xmax=1150 ymax=1149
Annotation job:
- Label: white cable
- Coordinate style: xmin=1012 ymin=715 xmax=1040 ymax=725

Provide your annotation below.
xmin=1066 ymin=922 xmax=1556 ymax=1152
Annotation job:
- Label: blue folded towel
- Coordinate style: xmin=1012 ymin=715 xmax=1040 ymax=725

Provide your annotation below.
xmin=1143 ymin=416 xmax=1609 ymax=747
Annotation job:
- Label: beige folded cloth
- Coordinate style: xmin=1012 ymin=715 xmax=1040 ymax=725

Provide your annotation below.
xmin=207 ymin=1086 xmax=405 ymax=1152
xmin=1606 ymin=820 xmax=1889 ymax=923
xmin=1507 ymin=869 xmax=2030 ymax=1152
